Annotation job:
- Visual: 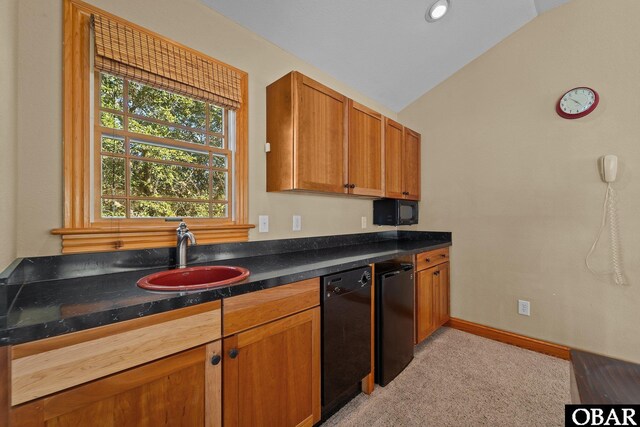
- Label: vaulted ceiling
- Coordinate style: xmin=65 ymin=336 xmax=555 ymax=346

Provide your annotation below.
xmin=201 ymin=0 xmax=571 ymax=112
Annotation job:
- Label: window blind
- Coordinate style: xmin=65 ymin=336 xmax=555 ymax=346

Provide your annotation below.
xmin=93 ymin=14 xmax=242 ymax=110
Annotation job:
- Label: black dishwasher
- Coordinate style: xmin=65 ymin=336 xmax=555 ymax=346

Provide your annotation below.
xmin=375 ymin=263 xmax=415 ymax=386
xmin=321 ymin=266 xmax=372 ymax=419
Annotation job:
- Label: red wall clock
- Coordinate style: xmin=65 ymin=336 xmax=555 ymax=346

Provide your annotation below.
xmin=556 ymin=87 xmax=599 ymax=119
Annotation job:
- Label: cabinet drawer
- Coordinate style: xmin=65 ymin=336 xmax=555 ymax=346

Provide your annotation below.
xmin=223 ymin=278 xmax=320 ymax=336
xmin=416 ymin=247 xmax=449 ymax=271
xmin=11 ymin=301 xmax=221 ymax=406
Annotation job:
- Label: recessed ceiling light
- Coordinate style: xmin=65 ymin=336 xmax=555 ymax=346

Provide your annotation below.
xmin=426 ymin=0 xmax=450 ymax=22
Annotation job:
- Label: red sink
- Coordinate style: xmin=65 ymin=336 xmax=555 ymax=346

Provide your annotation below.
xmin=137 ymin=265 xmax=250 ymax=291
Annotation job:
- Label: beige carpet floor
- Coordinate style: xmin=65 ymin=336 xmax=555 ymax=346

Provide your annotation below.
xmin=324 ymin=327 xmax=570 ymax=427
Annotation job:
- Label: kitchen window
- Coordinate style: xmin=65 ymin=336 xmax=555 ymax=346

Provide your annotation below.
xmin=97 ymin=73 xmax=232 ymax=220
xmin=54 ymin=0 xmax=251 ymax=253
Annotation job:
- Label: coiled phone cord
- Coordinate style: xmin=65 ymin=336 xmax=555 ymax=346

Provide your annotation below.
xmin=585 ymin=183 xmax=626 ymax=285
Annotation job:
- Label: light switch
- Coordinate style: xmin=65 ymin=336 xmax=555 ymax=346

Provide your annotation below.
xmin=293 ymin=215 xmax=301 ymax=231
xmin=259 ymin=215 xmax=269 ymax=233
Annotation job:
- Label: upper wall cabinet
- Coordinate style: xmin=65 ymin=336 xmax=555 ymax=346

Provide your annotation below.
xmin=348 ymin=100 xmax=384 ymax=197
xmin=384 ymin=118 xmax=421 ymax=201
xmin=267 ymin=71 xmax=418 ymax=200
xmin=267 ymin=72 xmax=348 ymax=194
xmin=402 ymin=127 xmax=421 ymax=200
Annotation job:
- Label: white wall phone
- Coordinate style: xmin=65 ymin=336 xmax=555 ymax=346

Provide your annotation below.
xmin=601 ymin=154 xmax=618 ymax=183
xmin=586 ymin=154 xmax=627 ymax=285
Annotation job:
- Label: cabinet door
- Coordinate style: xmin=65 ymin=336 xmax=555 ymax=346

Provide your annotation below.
xmin=438 ymin=262 xmax=450 ymax=326
xmin=10 ymin=343 xmax=222 ymax=427
xmin=384 ymin=118 xmax=404 ymax=199
xmin=348 ymin=100 xmax=384 ymax=197
xmin=224 ymin=307 xmax=321 ymax=427
xmin=295 ymin=75 xmax=348 ymax=193
xmin=415 ymin=266 xmax=438 ymax=344
xmin=403 ymin=128 xmax=421 ymax=201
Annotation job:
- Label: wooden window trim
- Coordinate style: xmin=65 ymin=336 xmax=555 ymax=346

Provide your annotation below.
xmin=53 ymin=0 xmax=253 ymax=254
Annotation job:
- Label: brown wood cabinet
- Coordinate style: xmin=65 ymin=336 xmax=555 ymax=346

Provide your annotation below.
xmin=267 ymin=72 xmax=348 ymax=194
xmin=222 ymin=278 xmax=321 ymax=427
xmin=403 ymin=128 xmax=421 ymax=200
xmin=11 ymin=343 xmax=221 ymax=427
xmin=415 ymin=248 xmax=450 ymax=344
xmin=348 ymin=100 xmax=384 ymax=197
xmin=9 ymin=302 xmax=223 ymax=427
xmin=384 ymin=118 xmax=404 ymax=199
xmin=267 ymin=71 xmax=412 ymax=199
xmin=384 ymin=118 xmax=420 ymax=200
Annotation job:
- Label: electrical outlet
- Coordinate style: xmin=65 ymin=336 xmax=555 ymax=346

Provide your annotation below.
xmin=518 ymin=300 xmax=530 ymax=316
xmin=293 ymin=215 xmax=301 ymax=231
xmin=361 ymin=216 xmax=367 ymax=229
xmin=258 ymin=215 xmax=269 ymax=233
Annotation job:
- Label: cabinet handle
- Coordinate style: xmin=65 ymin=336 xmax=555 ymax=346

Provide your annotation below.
xmin=229 ymin=348 xmax=239 ymax=359
xmin=344 ymin=183 xmax=350 ymax=188
xmin=211 ymin=354 xmax=222 ymax=365
xmin=434 ymin=271 xmax=440 ymax=276
xmin=440 ymin=254 xmax=446 ymax=258
xmin=426 ymin=258 xmax=431 ymax=262
xmin=350 ymin=184 xmax=356 ymax=189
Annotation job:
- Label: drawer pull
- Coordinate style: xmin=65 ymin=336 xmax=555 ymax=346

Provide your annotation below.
xmin=211 ymin=354 xmax=222 ymax=365
xmin=426 ymin=258 xmax=431 ymax=262
xmin=440 ymin=254 xmax=446 ymax=258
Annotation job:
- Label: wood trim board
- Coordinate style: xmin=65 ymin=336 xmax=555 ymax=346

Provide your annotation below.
xmin=12 ymin=300 xmax=221 ymax=359
xmin=446 ymin=317 xmax=570 ymax=360
xmin=361 ymin=263 xmax=375 ymax=394
xmin=0 ymin=346 xmax=9 ymax=427
xmin=205 ymin=340 xmax=222 ymax=427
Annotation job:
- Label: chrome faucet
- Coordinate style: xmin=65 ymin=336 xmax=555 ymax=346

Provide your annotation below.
xmin=176 ymin=222 xmax=196 ymax=268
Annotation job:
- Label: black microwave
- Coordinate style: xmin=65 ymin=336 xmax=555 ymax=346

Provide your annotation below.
xmin=373 ymin=199 xmax=419 ymax=226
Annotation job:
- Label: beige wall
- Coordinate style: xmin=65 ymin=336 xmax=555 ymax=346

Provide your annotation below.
xmin=400 ymin=0 xmax=640 ymax=362
xmin=11 ymin=0 xmax=398 ymax=262
xmin=0 ymin=0 xmax=18 ymax=270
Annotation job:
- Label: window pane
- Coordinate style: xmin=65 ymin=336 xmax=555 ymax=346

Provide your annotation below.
xmin=130 ymin=140 xmax=208 ymax=165
xmin=101 ymin=135 xmax=125 ymax=154
xmin=130 ymin=159 xmax=209 ymax=199
xmin=101 ymin=198 xmax=126 ymax=218
xmin=100 ymin=73 xmax=123 ymax=111
xmin=128 ymin=81 xmax=206 ymax=130
xmin=129 ymin=117 xmax=206 ymax=145
xmin=212 ymin=203 xmax=227 ymax=218
xmin=101 ymin=156 xmax=125 ymax=196
xmin=212 ymin=171 xmax=227 ymax=200
xmin=101 ymin=112 xmax=123 ymax=130
xmin=210 ymin=135 xmax=224 ymax=149
xmin=212 ymin=154 xmax=227 ymax=169
xmin=209 ymin=104 xmax=224 ymax=133
xmin=130 ymin=200 xmax=209 ymax=218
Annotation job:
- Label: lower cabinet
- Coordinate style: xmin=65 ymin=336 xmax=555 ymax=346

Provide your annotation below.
xmin=415 ymin=248 xmax=451 ymax=344
xmin=222 ymin=278 xmax=321 ymax=427
xmin=223 ymin=308 xmax=321 ymax=427
xmin=9 ymin=278 xmax=322 ymax=427
xmin=9 ymin=301 xmax=223 ymax=427
xmin=11 ymin=343 xmax=221 ymax=427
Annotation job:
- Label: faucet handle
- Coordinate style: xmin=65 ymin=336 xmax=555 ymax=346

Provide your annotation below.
xmin=177 ymin=221 xmax=189 ymax=234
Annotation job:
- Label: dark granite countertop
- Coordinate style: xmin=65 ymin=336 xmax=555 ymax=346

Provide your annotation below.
xmin=571 ymin=349 xmax=640 ymax=404
xmin=0 ymin=231 xmax=451 ymax=345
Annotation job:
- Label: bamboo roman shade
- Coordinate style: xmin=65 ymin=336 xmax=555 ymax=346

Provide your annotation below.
xmin=93 ymin=14 xmax=242 ymax=110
